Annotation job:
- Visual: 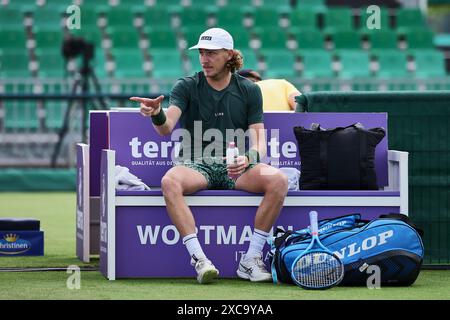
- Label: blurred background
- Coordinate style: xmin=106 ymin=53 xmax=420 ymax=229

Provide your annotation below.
xmin=0 ymin=0 xmax=449 ymax=265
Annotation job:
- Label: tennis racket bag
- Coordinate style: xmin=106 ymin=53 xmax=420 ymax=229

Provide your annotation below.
xmin=268 ymin=213 xmax=424 ymax=286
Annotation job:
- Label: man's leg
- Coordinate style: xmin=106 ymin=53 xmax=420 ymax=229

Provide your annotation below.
xmin=234 ymin=164 xmax=288 ymax=281
xmin=161 ymin=165 xmax=207 ymax=237
xmin=235 ymin=164 xmax=288 ymax=232
xmin=161 ymin=165 xmax=218 ymax=283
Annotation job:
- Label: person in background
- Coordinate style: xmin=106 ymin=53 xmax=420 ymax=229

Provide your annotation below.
xmin=238 ymin=69 xmax=301 ymax=111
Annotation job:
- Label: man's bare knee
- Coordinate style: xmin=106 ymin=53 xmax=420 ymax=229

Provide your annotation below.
xmin=266 ymin=172 xmax=289 ymax=196
xmin=161 ymin=175 xmax=183 ymax=198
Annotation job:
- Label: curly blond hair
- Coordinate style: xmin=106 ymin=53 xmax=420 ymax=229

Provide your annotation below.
xmin=226 ymin=49 xmax=244 ymax=73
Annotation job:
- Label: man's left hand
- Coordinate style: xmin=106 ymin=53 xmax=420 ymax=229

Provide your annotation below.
xmin=226 ymin=155 xmax=249 ymax=176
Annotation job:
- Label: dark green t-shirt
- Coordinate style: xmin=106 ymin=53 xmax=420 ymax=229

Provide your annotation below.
xmin=169 ymin=71 xmax=263 ymax=159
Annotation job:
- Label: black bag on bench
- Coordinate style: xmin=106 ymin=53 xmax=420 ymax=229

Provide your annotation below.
xmin=293 ymin=123 xmax=386 ymax=190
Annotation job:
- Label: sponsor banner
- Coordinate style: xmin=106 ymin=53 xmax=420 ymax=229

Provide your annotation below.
xmin=0 ymin=231 xmax=44 ymax=256
xmin=108 ymin=112 xmax=388 ymax=188
xmin=114 ymin=206 xmax=396 ymax=278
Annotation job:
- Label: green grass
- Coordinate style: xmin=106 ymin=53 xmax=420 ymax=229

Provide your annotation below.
xmin=1 ymin=192 xmax=450 ymax=300
xmin=0 ymin=192 xmax=93 ymax=269
xmin=1 ymin=270 xmax=450 ymax=300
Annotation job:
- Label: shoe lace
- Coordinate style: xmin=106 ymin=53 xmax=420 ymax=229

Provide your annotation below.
xmin=195 ymin=259 xmax=209 ymax=270
xmin=252 ymin=254 xmax=268 ymax=272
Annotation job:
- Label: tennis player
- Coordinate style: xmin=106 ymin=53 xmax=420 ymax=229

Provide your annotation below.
xmin=130 ymin=28 xmax=288 ymax=284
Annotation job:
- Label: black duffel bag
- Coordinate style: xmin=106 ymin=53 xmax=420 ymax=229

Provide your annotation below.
xmin=293 ymin=123 xmax=386 ymax=190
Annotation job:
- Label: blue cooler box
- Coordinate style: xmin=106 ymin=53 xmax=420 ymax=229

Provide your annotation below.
xmin=0 ymin=218 xmax=44 ymax=256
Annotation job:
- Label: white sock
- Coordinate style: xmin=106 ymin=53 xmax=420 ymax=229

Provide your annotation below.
xmin=244 ymin=228 xmax=270 ymax=259
xmin=182 ymin=233 xmax=206 ymax=261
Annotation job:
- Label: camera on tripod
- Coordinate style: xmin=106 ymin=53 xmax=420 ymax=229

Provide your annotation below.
xmin=62 ymin=35 xmax=95 ymax=63
xmin=52 ymin=35 xmax=107 ymax=167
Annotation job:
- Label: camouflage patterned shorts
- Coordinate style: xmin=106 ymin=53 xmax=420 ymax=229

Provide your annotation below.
xmin=174 ymin=157 xmax=256 ymax=190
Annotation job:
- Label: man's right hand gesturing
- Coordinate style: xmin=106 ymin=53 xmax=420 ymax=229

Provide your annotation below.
xmin=129 ymin=95 xmax=165 ymax=117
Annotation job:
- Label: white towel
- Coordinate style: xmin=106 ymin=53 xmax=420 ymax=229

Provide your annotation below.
xmin=279 ymin=167 xmax=301 ymax=191
xmin=115 ymin=166 xmax=151 ymax=191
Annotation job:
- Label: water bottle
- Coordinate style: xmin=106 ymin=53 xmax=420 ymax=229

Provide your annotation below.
xmin=226 ymin=142 xmax=239 ymax=180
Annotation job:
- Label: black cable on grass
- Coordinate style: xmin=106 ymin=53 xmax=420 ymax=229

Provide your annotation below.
xmin=0 ymin=267 xmax=99 ymax=272
xmin=421 ymin=265 xmax=450 ymax=270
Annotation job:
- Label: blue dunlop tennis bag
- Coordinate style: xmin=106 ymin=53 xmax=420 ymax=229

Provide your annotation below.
xmin=268 ymin=213 xmax=424 ymax=286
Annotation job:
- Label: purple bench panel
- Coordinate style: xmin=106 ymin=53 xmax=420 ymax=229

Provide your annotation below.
xmin=89 ymin=112 xmax=109 ymax=197
xmin=114 ymin=205 xmax=397 ymax=278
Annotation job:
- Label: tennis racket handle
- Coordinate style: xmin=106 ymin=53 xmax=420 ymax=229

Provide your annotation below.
xmin=309 ymin=210 xmax=319 ymax=235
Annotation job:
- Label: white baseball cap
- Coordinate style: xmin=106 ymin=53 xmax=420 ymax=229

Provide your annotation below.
xmin=188 ymin=28 xmax=234 ymax=50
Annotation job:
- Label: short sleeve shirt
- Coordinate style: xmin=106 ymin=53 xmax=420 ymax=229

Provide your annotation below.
xmin=169 ymin=72 xmax=263 ymax=159
xmin=256 ymin=79 xmax=300 ymax=111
